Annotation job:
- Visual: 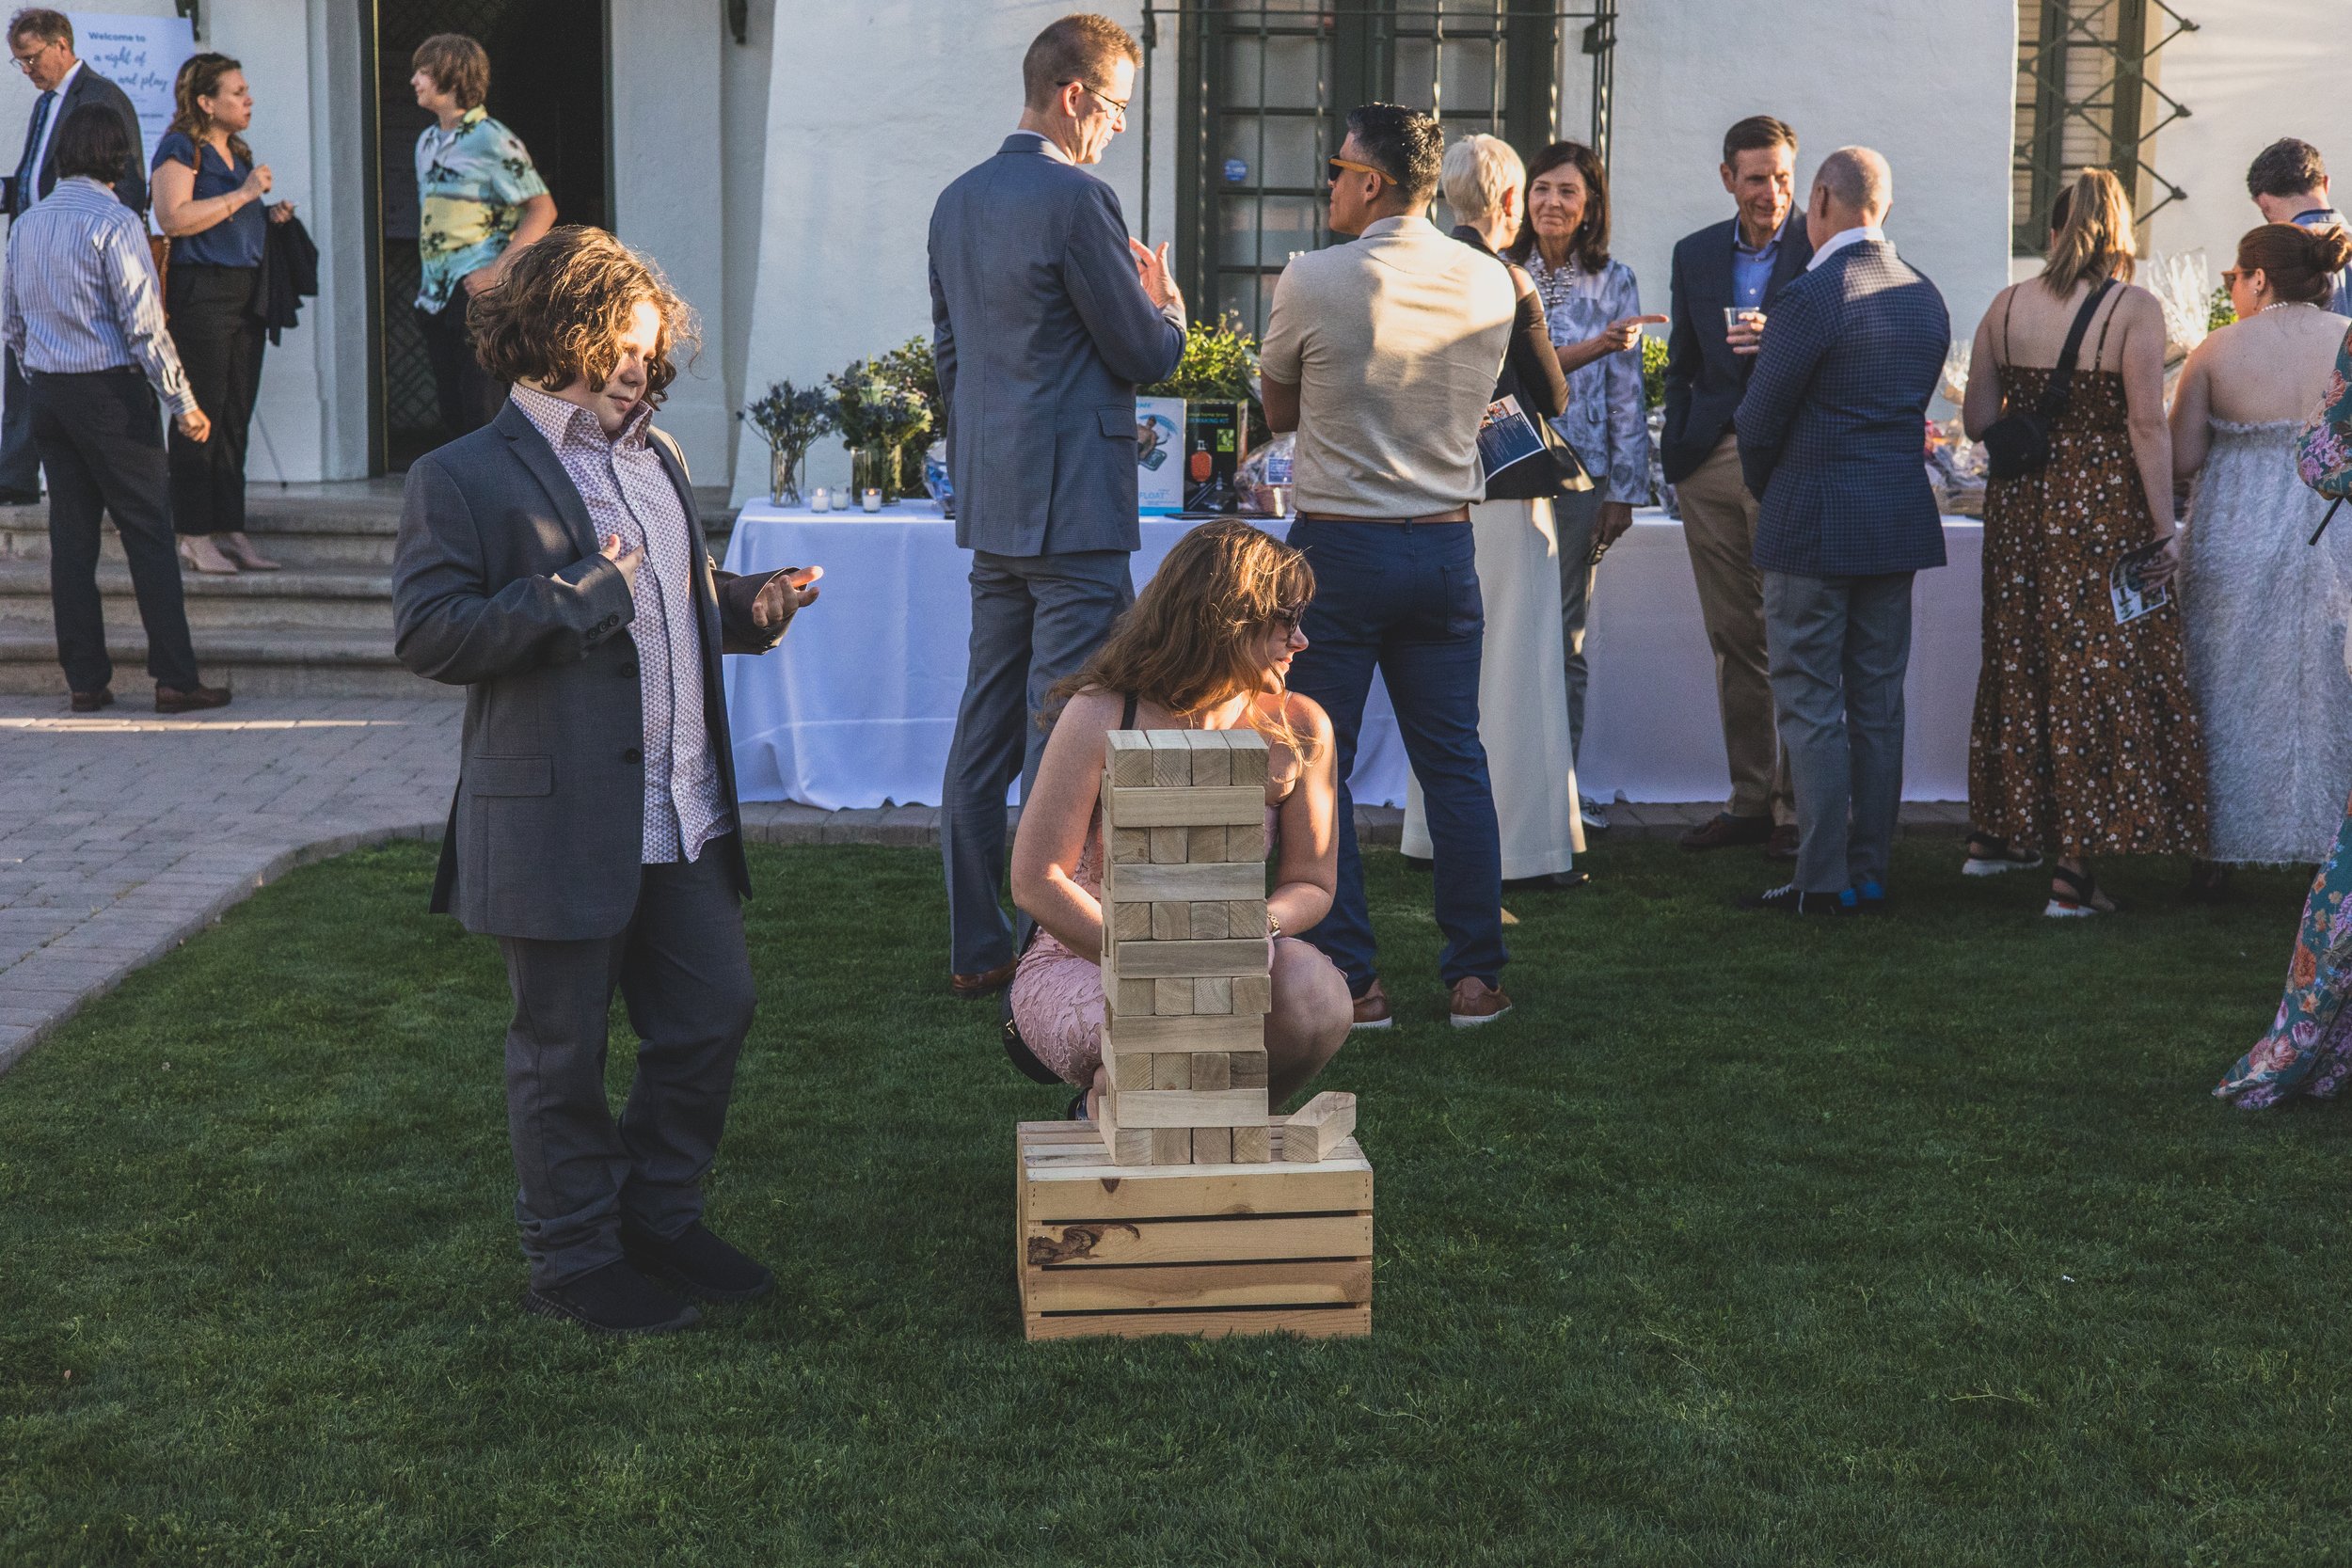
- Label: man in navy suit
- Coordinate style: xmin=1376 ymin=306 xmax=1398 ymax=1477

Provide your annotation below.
xmin=1661 ymin=117 xmax=1815 ymax=858
xmin=3 ymin=8 xmax=148 ymax=504
xmin=928 ymin=13 xmax=1185 ymax=998
xmin=1732 ymin=146 xmax=1948 ymax=916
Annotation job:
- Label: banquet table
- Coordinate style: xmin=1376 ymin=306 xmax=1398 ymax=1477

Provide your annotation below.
xmin=722 ymin=500 xmax=1984 ymax=810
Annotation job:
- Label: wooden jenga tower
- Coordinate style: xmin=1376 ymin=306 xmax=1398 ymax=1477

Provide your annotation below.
xmin=1014 ymin=728 xmax=1372 ymax=1340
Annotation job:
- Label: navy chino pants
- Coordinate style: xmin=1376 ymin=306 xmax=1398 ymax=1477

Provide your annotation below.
xmin=1283 ymin=517 xmax=1506 ymax=994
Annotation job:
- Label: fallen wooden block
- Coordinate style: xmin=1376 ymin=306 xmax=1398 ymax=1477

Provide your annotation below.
xmin=1280 ymin=1091 xmax=1358 ymax=1164
xmin=1019 ymin=1119 xmax=1371 ymax=1340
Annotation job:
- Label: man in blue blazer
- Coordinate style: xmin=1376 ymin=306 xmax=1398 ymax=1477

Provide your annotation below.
xmin=2 ymin=8 xmax=148 ymax=504
xmin=1661 ymin=116 xmax=1814 ymax=856
xmin=928 ymin=13 xmax=1185 ymax=997
xmin=1733 ymin=146 xmax=1948 ymax=916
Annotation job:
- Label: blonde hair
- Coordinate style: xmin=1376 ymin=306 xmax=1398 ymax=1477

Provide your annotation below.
xmin=2043 ymin=168 xmax=2137 ymax=294
xmin=1441 ymin=134 xmax=1524 ymax=227
xmin=1049 ymin=519 xmax=1323 ymax=762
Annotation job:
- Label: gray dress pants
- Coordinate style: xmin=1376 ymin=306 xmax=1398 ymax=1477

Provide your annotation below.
xmin=940 ymin=547 xmax=1134 ymax=974
xmin=496 ymin=842 xmax=757 ymax=1290
xmin=1761 ymin=570 xmax=1915 ymax=895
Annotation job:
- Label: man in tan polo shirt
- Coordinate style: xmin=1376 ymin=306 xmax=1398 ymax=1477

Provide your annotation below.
xmin=1259 ymin=103 xmax=1517 ymax=1030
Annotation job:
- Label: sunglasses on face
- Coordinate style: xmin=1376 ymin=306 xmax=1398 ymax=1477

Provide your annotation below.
xmin=1327 ymin=157 xmax=1390 ymax=188
xmin=1266 ymin=604 xmax=1309 ymax=638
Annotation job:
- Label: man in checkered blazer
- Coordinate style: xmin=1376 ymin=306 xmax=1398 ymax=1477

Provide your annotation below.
xmin=1732 ymin=146 xmax=1949 ymax=916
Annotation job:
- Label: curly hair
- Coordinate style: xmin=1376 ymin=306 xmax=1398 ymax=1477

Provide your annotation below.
xmin=168 ymin=54 xmax=252 ymax=168
xmin=1049 ymin=518 xmax=1323 ymax=762
xmin=468 ymin=227 xmax=698 ymax=404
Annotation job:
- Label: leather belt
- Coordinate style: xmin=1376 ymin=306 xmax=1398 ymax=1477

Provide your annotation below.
xmin=1295 ymin=506 xmax=1471 ymax=525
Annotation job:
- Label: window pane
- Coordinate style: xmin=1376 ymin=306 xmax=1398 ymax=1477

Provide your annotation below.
xmin=1391 ymin=39 xmax=1436 ymax=112
xmin=1439 ymin=40 xmax=1500 ymax=118
xmin=1217 ymin=271 xmax=1270 ymax=335
xmin=1217 ymin=115 xmax=1324 ymax=191
xmin=1219 ymin=194 xmax=1322 ymax=269
xmin=1222 ymin=33 xmax=1325 ymax=111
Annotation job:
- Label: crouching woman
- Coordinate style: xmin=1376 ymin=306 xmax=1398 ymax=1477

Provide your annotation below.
xmin=1009 ymin=519 xmax=1354 ymax=1118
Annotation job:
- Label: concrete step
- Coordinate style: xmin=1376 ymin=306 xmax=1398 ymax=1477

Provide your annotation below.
xmin=0 ymin=626 xmax=453 ymax=698
xmin=0 ymin=560 xmax=394 ymax=632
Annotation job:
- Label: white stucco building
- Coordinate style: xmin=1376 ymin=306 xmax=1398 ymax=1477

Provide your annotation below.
xmin=3 ymin=1 xmax=2341 ymax=504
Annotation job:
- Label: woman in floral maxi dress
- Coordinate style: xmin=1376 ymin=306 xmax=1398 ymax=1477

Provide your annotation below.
xmin=2217 ymin=319 xmax=2352 ymax=1107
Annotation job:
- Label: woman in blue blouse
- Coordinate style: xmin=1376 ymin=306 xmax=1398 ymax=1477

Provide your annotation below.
xmin=151 ymin=52 xmax=292 ymax=575
xmin=1506 ymin=141 xmax=1659 ymax=782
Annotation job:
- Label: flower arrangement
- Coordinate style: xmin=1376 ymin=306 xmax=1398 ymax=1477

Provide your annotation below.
xmin=829 ymin=358 xmax=933 ymax=503
xmin=739 ymin=380 xmax=835 ymax=506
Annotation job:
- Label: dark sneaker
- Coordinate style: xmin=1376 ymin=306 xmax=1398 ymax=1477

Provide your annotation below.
xmin=155 ymin=682 xmax=231 ymax=713
xmin=1349 ymin=979 xmax=1392 ymax=1031
xmin=1448 ymin=976 xmax=1513 ymax=1027
xmin=523 ymin=1259 xmax=699 ymax=1336
xmin=1735 ymin=883 xmax=1856 ymax=916
xmin=622 ymin=1220 xmax=775 ymax=1302
xmin=1680 ymin=812 xmax=1772 ymax=851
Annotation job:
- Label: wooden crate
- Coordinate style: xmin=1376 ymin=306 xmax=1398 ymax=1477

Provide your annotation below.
xmin=1017 ymin=1119 xmax=1373 ymax=1340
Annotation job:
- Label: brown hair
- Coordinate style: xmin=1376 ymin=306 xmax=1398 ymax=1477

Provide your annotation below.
xmin=2042 ymin=167 xmax=2136 ymax=294
xmin=2248 ymin=137 xmax=2328 ymax=202
xmin=1507 ymin=140 xmax=1611 ymax=272
xmin=2235 ymin=221 xmax=2352 ymax=306
xmin=1722 ymin=115 xmax=1796 ymax=169
xmin=469 ymin=227 xmax=697 ymax=405
xmin=1021 ymin=14 xmax=1138 ymax=113
xmin=412 ymin=32 xmax=489 ymax=111
xmin=1049 ymin=519 xmax=1322 ymax=760
xmin=169 ymin=54 xmax=252 ymax=167
xmin=6 ymin=8 xmax=70 ymax=48
xmin=51 ymin=103 xmax=128 ymax=184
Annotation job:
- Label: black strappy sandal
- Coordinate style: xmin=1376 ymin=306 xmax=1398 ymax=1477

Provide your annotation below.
xmin=2044 ymin=863 xmax=2116 ymax=918
xmin=1064 ymin=1091 xmax=1089 ymax=1121
xmin=1963 ymin=832 xmax=2043 ymax=877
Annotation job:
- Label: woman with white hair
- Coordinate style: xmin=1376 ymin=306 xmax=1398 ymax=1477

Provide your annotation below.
xmin=1400 ymin=132 xmax=1593 ymax=889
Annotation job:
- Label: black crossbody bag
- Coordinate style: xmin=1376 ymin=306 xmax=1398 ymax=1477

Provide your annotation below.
xmin=1980 ymin=277 xmax=2115 ymax=482
xmin=1000 ymin=692 xmax=1142 ymax=1085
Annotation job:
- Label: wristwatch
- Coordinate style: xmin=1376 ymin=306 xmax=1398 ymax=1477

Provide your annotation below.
xmin=1267 ymin=910 xmax=1282 ymax=940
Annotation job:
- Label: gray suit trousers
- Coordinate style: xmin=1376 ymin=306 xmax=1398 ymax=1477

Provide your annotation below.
xmin=496 ymin=841 xmax=756 ymax=1289
xmin=941 ymin=547 xmax=1133 ymax=974
xmin=1761 ymin=570 xmax=1915 ymax=895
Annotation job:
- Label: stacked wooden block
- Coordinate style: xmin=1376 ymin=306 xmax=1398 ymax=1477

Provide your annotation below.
xmin=1097 ymin=728 xmax=1276 ymax=1166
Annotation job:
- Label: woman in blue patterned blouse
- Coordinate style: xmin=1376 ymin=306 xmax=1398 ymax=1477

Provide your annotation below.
xmin=1505 ymin=141 xmax=1660 ymax=776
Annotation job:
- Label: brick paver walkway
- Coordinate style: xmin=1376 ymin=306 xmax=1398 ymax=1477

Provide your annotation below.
xmin=0 ymin=694 xmax=1967 ymax=1077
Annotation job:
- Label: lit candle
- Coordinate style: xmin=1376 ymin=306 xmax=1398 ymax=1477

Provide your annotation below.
xmin=862 ymin=488 xmax=882 ymax=514
xmin=810 ymin=486 xmax=829 ymax=513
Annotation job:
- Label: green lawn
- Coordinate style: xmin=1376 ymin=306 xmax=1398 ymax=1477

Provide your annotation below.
xmin=2 ymin=837 xmax=2346 ymax=1566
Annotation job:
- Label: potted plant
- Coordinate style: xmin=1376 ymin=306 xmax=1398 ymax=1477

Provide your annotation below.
xmin=739 ymin=379 xmax=836 ymax=507
xmin=1142 ymin=316 xmax=1266 ymax=513
xmin=829 ymin=356 xmax=933 ymax=504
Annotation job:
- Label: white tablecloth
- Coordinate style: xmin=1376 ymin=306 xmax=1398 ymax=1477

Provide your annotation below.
xmin=721 ymin=501 xmax=1983 ymax=809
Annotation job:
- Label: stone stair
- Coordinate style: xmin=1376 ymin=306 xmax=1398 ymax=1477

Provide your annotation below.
xmin=0 ymin=480 xmax=737 ymax=698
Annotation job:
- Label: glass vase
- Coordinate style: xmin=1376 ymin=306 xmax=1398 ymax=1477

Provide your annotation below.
xmin=768 ymin=441 xmax=807 ymax=508
xmin=852 ymin=442 xmax=905 ymax=504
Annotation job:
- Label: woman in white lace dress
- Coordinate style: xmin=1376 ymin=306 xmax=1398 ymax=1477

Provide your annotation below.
xmin=2171 ymin=222 xmax=2352 ymax=877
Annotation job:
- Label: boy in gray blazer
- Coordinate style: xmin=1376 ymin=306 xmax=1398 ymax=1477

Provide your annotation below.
xmin=928 ymin=13 xmax=1185 ymax=998
xmin=392 ymin=227 xmax=815 ymax=1335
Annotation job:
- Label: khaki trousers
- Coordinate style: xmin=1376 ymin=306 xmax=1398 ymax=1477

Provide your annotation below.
xmin=1673 ymin=433 xmax=1793 ymax=823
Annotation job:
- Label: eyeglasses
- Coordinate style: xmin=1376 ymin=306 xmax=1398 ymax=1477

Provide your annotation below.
xmin=2221 ymin=268 xmax=2247 ymax=285
xmin=1057 ymin=80 xmax=1128 ymax=125
xmin=1327 ymin=156 xmax=1390 ymax=188
xmin=9 ymin=39 xmax=61 ymax=73
xmin=1267 ymin=604 xmax=1309 ymax=638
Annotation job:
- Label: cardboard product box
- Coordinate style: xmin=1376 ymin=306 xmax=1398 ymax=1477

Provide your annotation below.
xmin=1136 ymin=397 xmax=1185 ymax=515
xmin=1184 ymin=400 xmax=1248 ymax=514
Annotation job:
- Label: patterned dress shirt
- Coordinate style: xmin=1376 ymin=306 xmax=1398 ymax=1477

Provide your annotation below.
xmin=509 ymin=384 xmax=728 ymax=864
xmin=413 ymin=106 xmax=548 ymax=310
xmin=1 ymin=176 xmax=198 ymax=417
xmin=1522 ymin=249 xmax=1654 ymax=504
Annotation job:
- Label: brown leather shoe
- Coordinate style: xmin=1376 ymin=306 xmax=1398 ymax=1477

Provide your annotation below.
xmin=948 ymin=959 xmax=1017 ymax=1001
xmin=1764 ymin=824 xmax=1800 ymax=860
xmin=70 ymin=688 xmax=113 ymax=713
xmin=1350 ymin=978 xmax=1392 ymax=1031
xmin=154 ymin=682 xmax=232 ymax=713
xmin=1448 ymin=976 xmax=1513 ymax=1027
xmin=1678 ymin=812 xmax=1772 ymax=851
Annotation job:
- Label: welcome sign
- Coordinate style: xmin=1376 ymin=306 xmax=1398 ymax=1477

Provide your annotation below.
xmin=66 ymin=11 xmax=195 ymax=179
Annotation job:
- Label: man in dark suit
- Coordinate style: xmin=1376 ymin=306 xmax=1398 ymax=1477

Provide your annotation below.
xmin=1661 ymin=116 xmax=1814 ymax=857
xmin=1733 ymin=147 xmax=1949 ymax=916
xmin=928 ymin=12 xmax=1185 ymax=999
xmin=3 ymin=8 xmax=148 ymax=503
xmin=392 ymin=227 xmax=816 ymax=1336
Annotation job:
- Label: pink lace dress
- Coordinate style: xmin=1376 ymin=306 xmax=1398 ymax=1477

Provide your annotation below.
xmin=1009 ymin=806 xmax=1279 ymax=1087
